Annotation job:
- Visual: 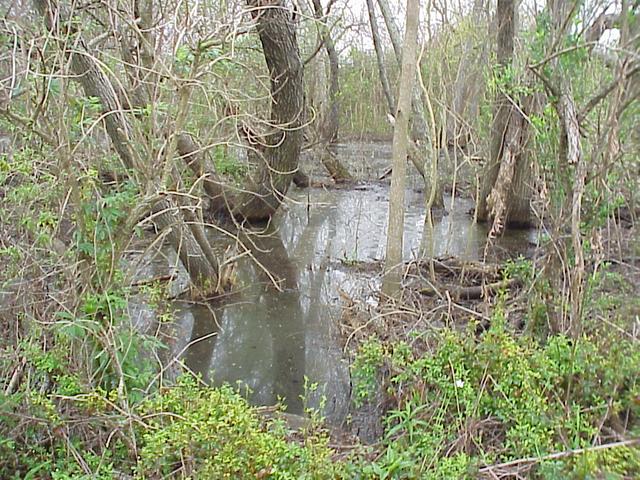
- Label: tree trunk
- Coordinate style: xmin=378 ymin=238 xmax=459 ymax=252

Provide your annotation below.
xmin=366 ymin=0 xmax=396 ymax=114
xmin=477 ymin=0 xmax=533 ymax=230
xmin=542 ymin=0 xmax=588 ymax=336
xmin=210 ymin=1 xmax=304 ymax=220
xmin=376 ymin=0 xmax=444 ymax=208
xmin=383 ymin=0 xmax=420 ymax=297
xmin=311 ymin=0 xmax=353 ymax=183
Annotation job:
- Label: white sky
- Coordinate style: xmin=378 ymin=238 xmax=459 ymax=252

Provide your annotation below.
xmin=309 ymin=0 xmax=623 ymax=53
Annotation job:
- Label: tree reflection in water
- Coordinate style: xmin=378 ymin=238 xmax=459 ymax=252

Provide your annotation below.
xmin=181 ymin=227 xmax=306 ymax=413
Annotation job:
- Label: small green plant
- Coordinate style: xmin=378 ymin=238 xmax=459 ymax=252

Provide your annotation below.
xmin=351 ymin=337 xmax=385 ymax=407
xmin=213 ymin=145 xmax=248 ymax=182
xmin=362 ymin=318 xmax=640 ymax=478
xmin=503 ymin=255 xmax=534 ymax=283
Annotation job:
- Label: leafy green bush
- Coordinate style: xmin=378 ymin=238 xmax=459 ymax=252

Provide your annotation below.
xmin=359 ymin=320 xmax=640 ymax=478
xmin=351 ymin=337 xmax=385 ymax=407
xmin=136 ymin=376 xmax=343 ymax=479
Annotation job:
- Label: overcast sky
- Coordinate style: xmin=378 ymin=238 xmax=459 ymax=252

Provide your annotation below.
xmin=306 ymin=0 xmax=621 ymax=53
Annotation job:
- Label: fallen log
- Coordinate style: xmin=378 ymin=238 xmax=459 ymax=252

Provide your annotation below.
xmin=419 ymin=278 xmax=521 ymax=300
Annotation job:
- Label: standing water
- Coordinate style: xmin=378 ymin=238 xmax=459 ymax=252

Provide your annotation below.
xmin=131 ymin=143 xmax=536 ymax=425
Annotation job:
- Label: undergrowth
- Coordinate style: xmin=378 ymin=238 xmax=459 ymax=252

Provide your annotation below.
xmin=0 ymin=366 xmax=343 ymax=479
xmin=350 ymin=314 xmax=640 ymax=479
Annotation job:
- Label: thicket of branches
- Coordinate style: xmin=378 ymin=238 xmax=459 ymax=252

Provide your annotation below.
xmin=0 ymin=0 xmax=638 ymax=477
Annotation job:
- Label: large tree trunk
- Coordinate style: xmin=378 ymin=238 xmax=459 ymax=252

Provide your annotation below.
xmin=477 ymin=0 xmax=533 ymax=230
xmin=310 ymin=0 xmax=353 ymax=183
xmin=383 ymin=0 xmax=420 ymax=297
xmin=34 ymin=0 xmax=220 ymax=291
xmin=205 ymin=1 xmax=304 ymax=220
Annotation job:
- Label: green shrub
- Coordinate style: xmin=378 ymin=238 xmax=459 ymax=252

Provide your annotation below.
xmin=359 ymin=320 xmax=640 ymax=478
xmin=136 ymin=376 xmax=343 ymax=479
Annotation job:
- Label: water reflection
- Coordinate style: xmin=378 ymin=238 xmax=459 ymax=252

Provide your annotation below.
xmin=171 ymin=215 xmax=353 ymax=421
xmin=176 ymin=231 xmax=307 ymax=414
xmin=158 ymin=176 xmax=534 ymax=424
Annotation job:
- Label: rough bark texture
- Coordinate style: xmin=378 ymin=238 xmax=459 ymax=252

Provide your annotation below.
xmin=557 ymin=93 xmax=586 ymax=335
xmin=383 ymin=0 xmax=420 ymax=297
xmin=216 ymin=1 xmax=304 ymax=220
xmin=34 ymin=0 xmax=220 ymax=289
xmin=477 ymin=0 xmax=515 ymax=223
xmin=485 ymin=107 xmax=530 ymax=236
xmin=477 ymin=0 xmax=533 ymax=228
xmin=176 ymin=2 xmax=304 ymax=216
xmin=311 ymin=0 xmax=353 ymax=183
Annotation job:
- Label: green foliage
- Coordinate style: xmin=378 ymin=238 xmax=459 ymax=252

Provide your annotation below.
xmin=539 ymin=446 xmax=640 ymax=479
xmin=212 ymin=145 xmax=248 ymax=182
xmin=503 ymin=256 xmax=534 ymax=283
xmin=136 ymin=376 xmax=343 ymax=479
xmin=0 ymin=140 xmax=61 ymax=250
xmin=1 ymin=363 xmax=344 ymax=478
xmin=339 ymin=50 xmax=393 ymax=139
xmin=355 ymin=319 xmax=640 ymax=478
xmin=70 ymin=96 xmax=102 ymax=140
xmin=174 ymin=44 xmax=195 ymax=74
xmin=75 ymin=179 xmax=138 ymax=277
xmin=489 ymin=64 xmax=537 ymax=99
xmin=351 ymin=337 xmax=385 ymax=407
xmin=54 ymin=286 xmax=159 ymax=398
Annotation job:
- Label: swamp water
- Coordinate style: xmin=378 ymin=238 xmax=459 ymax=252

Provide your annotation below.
xmin=130 ymin=143 xmax=536 ymax=427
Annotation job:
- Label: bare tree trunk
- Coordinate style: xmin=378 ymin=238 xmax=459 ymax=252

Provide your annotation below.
xmin=477 ymin=0 xmax=533 ymax=230
xmin=383 ymin=0 xmax=420 ymax=297
xmin=34 ymin=0 xmax=220 ymax=291
xmin=376 ymin=0 xmax=444 ymax=208
xmin=477 ymin=0 xmax=515 ymax=224
xmin=542 ymin=0 xmax=588 ymax=336
xmin=366 ymin=0 xmax=395 ymax=114
xmin=311 ymin=0 xmax=353 ymax=183
xmin=376 ymin=0 xmax=403 ymax=61
xmin=209 ymin=1 xmax=304 ymax=220
xmin=557 ymin=92 xmax=586 ymax=336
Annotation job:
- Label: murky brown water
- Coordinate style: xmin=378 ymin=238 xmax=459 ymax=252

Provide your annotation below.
xmin=129 ymin=143 xmax=536 ymax=425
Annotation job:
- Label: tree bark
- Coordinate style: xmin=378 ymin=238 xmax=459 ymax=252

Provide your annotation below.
xmin=211 ymin=1 xmax=304 ymax=220
xmin=311 ymin=0 xmax=353 ymax=183
xmin=376 ymin=0 xmax=444 ymax=208
xmin=383 ymin=0 xmax=420 ymax=297
xmin=366 ymin=0 xmax=396 ymax=114
xmin=477 ymin=0 xmax=533 ymax=229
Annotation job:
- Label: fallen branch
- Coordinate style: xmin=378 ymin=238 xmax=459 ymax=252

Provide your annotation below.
xmin=479 ymin=438 xmax=640 ymax=476
xmin=130 ymin=274 xmax=175 ymax=288
xmin=419 ymin=278 xmax=521 ymax=300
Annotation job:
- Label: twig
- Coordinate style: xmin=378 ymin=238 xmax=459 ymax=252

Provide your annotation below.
xmin=579 ymin=62 xmax=640 ymax=122
xmin=479 ymin=438 xmax=640 ymax=474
